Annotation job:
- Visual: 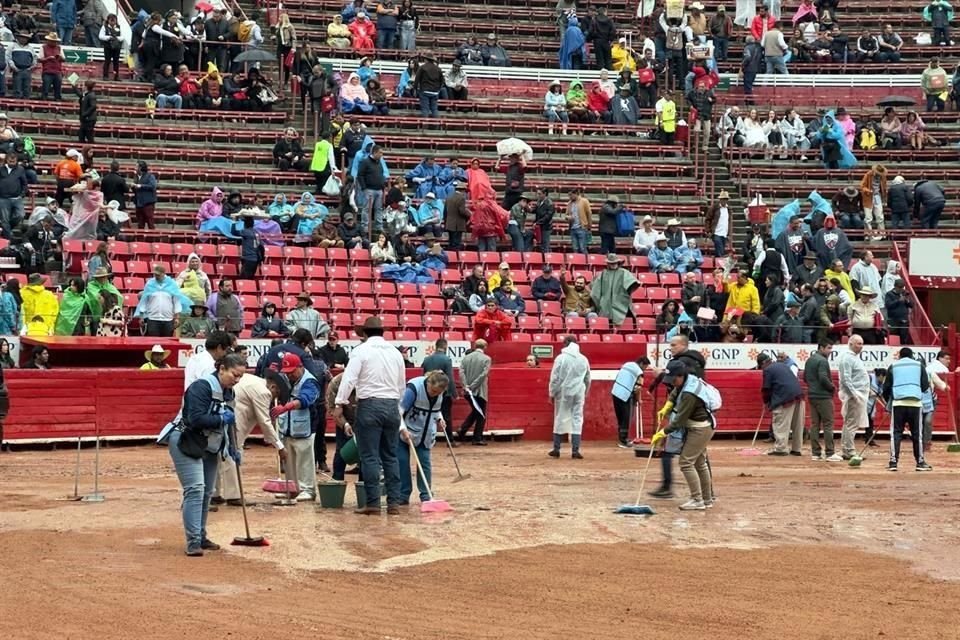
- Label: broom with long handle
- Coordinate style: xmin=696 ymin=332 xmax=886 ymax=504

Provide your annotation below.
xmin=615 ymin=441 xmax=657 ymax=516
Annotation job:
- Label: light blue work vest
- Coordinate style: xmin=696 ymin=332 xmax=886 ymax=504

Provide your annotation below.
xmin=402 ymin=376 xmax=442 ymax=449
xmin=890 ymin=358 xmax=922 ymax=401
xmin=281 ymin=369 xmax=318 ymax=439
xmin=612 ymin=362 xmax=642 ymax=402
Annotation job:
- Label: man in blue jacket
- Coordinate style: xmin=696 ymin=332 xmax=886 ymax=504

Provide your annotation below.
xmin=882 ymin=347 xmax=932 ymax=472
xmin=759 ymin=352 xmax=806 ymax=456
xmin=270 ymin=352 xmax=323 ymax=500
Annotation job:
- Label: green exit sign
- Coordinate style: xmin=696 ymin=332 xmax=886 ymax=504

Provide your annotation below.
xmin=64 ymin=49 xmax=89 ymax=64
xmin=531 ymin=345 xmax=554 ymax=360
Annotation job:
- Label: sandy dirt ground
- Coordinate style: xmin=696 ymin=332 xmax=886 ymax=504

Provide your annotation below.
xmin=2 ymin=438 xmax=960 ymax=640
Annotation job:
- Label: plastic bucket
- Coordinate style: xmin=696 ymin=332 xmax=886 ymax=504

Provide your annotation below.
xmin=317 ymin=481 xmax=347 ymax=508
xmin=354 ymin=481 xmax=385 ymax=508
xmin=340 ymin=436 xmax=360 ymax=465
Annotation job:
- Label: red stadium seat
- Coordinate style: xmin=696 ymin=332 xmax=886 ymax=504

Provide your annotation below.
xmin=602 ymin=333 xmax=624 ymax=343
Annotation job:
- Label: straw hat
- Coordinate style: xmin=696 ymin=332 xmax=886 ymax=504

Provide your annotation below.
xmin=666 ymin=218 xmax=681 ymax=226
xmin=605 ymin=253 xmax=624 ymax=265
xmin=858 ymin=287 xmax=878 ymax=298
xmin=44 ymin=32 xmax=61 ymax=42
xmin=718 ymin=189 xmax=730 ymax=199
xmin=92 ymin=266 xmax=111 ymax=278
xmin=144 ymin=344 xmax=171 ymax=361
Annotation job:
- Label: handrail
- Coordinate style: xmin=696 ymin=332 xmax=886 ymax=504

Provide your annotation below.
xmin=892 ymin=241 xmax=941 ymax=346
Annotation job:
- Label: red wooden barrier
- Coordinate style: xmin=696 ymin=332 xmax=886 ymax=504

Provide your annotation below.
xmin=4 ymin=369 xmax=955 ymax=442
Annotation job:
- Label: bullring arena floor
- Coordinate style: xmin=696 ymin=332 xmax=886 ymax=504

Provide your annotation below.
xmin=1 ymin=440 xmax=960 ymax=639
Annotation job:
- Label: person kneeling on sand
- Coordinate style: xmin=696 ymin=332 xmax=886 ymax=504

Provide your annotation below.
xmin=397 ymin=370 xmax=449 ymax=505
xmin=651 ymin=359 xmax=717 ymax=511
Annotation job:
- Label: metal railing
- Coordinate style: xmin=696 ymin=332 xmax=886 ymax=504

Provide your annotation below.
xmin=892 ymin=241 xmax=941 ymax=346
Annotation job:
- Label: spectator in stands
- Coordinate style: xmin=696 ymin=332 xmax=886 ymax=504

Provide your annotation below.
xmin=686 ymin=82 xmax=714 ymax=149
xmin=921 ymin=58 xmax=948 ymax=112
xmin=153 ymin=64 xmax=182 ymax=109
xmin=924 ymin=0 xmax=954 ymax=46
xmin=633 ymin=215 xmax=659 ymax=255
xmin=531 ymin=188 xmax=555 ymax=252
xmin=676 ymin=239 xmax=704 ymax=274
xmin=467 ymin=281 xmax=489 ymax=312
xmin=656 ymin=300 xmax=680 ymax=335
xmin=496 ymin=153 xmax=527 ymax=211
xmin=817 ymin=294 xmax=845 ymax=342
xmin=739 ymin=108 xmax=767 ymax=150
xmin=881 ymin=260 xmax=902 ymax=296
xmin=859 ymin=164 xmax=888 ymax=237
xmin=506 ymin=193 xmax=530 ymax=251
xmin=544 ymin=80 xmax=570 ymax=136
xmin=774 ymin=215 xmax=810 ymax=277
xmin=444 ymin=182 xmax=469 ymax=250
xmin=848 ymin=287 xmax=882 ymax=344
xmin=795 ymin=283 xmax=819 ymax=340
xmin=395 ymin=58 xmax=418 ymax=98
xmin=205 ymin=279 xmax=243 ymax=335
xmin=317 ymin=332 xmax=349 ymax=370
xmin=761 ymin=20 xmax=788 ymax=74
xmin=913 ymin=178 xmax=946 ymax=229
xmin=99 ymin=161 xmax=127 ymax=212
xmin=587 ymin=7 xmax=616 ymax=69
xmin=414 ymin=53 xmax=443 ymax=117
xmin=597 ymin=195 xmax=622 ymax=255
xmin=565 ymin=81 xmax=592 ymax=124
xmin=21 ymin=274 xmax=57 ymax=334
xmin=704 ymin=190 xmax=731 ymax=257
xmin=473 ymin=298 xmax=512 ymax=343
xmin=251 ymin=301 xmax=288 ymax=339
xmin=559 ymin=16 xmax=587 ymax=70
xmin=587 ymin=82 xmax=612 ymax=124
xmin=885 ymin=279 xmax=913 ymax=345
xmin=392 ymin=230 xmax=415 ymax=262
xmin=850 ymin=250 xmax=882 ymax=302
xmin=0 ymin=152 xmax=26 ymax=240
xmin=611 ymin=85 xmax=640 ymax=128
xmin=443 ymin=59 xmax=469 ymax=102
xmin=887 ymin=176 xmax=913 ymax=230
xmin=566 ymin=189 xmax=592 ymax=255
xmin=50 ymin=0 xmax=76 ymax=44
xmin=273 ymin=127 xmax=308 ymax=172
xmin=663 ymin=218 xmax=686 ymax=250
xmin=877 ymin=23 xmax=902 ymax=62
xmin=461 ymin=265 xmax=485 ymax=297
xmin=7 ymin=31 xmax=35 ymax=99
xmin=286 ymin=293 xmax=328 ymax=338
xmin=204 ymin=9 xmax=230 ymax=70
xmin=180 ymin=303 xmax=216 ymax=338
xmin=39 ymin=32 xmax=65 ymax=102
xmin=739 ymin=35 xmax=763 ymax=104
xmin=724 ymin=270 xmax=760 ymax=316
xmin=611 ymin=37 xmax=636 ymax=73
xmin=406 ymin=156 xmax=441 ymax=200
xmin=394 ymin=0 xmax=417 ymax=50
xmin=415 ymin=232 xmax=448 ymax=267
xmin=456 ymin=36 xmax=483 ymax=65
xmin=825 ymin=258 xmax=854 ymax=297
xmin=878 ymin=108 xmax=902 ymax=149
xmin=615 ymin=68 xmax=638 ymax=99
xmin=778 ymin=109 xmax=809 ymax=159
xmin=901 ymin=111 xmax=936 ymax=150
xmin=365 ymin=78 xmax=389 ymax=115
xmin=750 ymin=5 xmax=775 ymax=40
xmin=24 ymin=344 xmax=51 ymax=368
xmin=338 ymin=212 xmax=367 ymax=249
xmin=339 ymin=73 xmax=369 ymax=114
xmin=591 ymin=254 xmax=639 ymax=326
xmin=710 ymin=5 xmax=733 ymax=61
xmin=487 ymin=262 xmax=512 ymax=293
xmin=794 ymin=253 xmax=823 ymax=289
xmin=176 ymin=65 xmax=202 ymax=110
xmin=494 ymin=281 xmax=524 ymax=318
xmin=272 ymin=13 xmax=297 ymax=82
xmin=853 ymin=28 xmax=879 ymax=62
xmin=371 ymin=232 xmax=397 ymax=264
xmin=348 ymin=11 xmax=376 ymax=52
xmin=135 ymin=265 xmax=192 ymax=337
xmin=761 ymin=274 xmax=785 ymax=324
xmin=775 ymin=299 xmax=803 ymax=342
xmin=831 ymin=186 xmax=863 ymax=232
xmin=313 ymin=218 xmax=343 ymax=248
xmin=560 ymin=271 xmax=597 ymax=320
xmin=681 ymin=271 xmax=707 ymax=316
xmin=532 ymin=265 xmax=562 ymax=303
xmin=597 ymin=68 xmax=617 ymax=99
xmin=811 ymin=213 xmax=852 ymax=272
xmin=175 ymin=253 xmax=212 ymax=309
xmin=327 ymin=14 xmax=352 ymax=49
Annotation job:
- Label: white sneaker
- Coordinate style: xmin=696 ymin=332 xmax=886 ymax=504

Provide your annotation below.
xmin=704 ymin=498 xmax=715 ymax=508
xmin=811 ymin=454 xmax=824 ymax=461
xmin=679 ymin=499 xmax=706 ymax=511
xmin=295 ymin=492 xmax=315 ymax=502
xmin=800 ymin=154 xmax=808 ymax=162
xmin=826 ymin=453 xmax=844 ymax=462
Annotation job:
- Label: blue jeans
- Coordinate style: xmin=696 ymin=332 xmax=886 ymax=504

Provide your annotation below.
xmin=57 ymin=26 xmax=75 ymax=44
xmin=157 ymin=94 xmax=183 ymax=109
xmin=712 ymin=234 xmax=727 ymax=257
xmin=921 ymin=203 xmax=944 ymax=229
xmin=41 ymin=72 xmax=62 ymax=100
xmin=765 ymin=55 xmax=788 ymax=75
xmin=545 ymin=109 xmax=569 ymax=123
xmin=12 ymin=70 xmax=30 ymax=98
xmin=599 ymin=232 xmax=616 ymax=255
xmin=355 ymin=398 xmax=402 ymax=507
xmin=538 ymin=225 xmax=552 ymax=252
xmin=477 ymin=236 xmax=497 ymax=251
xmin=926 ymin=93 xmax=945 ymax=112
xmin=397 ymin=439 xmax=432 ymax=502
xmin=0 ymin=196 xmax=24 ymax=238
xmin=376 ymin=28 xmax=396 ymax=50
xmin=714 ymin=36 xmax=728 ymax=61
xmin=507 ymin=224 xmax=524 ymax=251
xmin=890 ymin=210 xmax=910 ymax=229
xmin=570 ymin=227 xmax=588 ymax=254
xmin=168 ymin=429 xmax=220 ymax=549
xmin=362 ymin=188 xmax=383 ymax=231
xmin=419 ymin=91 xmax=439 ymax=117
xmin=84 ymin=24 xmax=99 ymax=46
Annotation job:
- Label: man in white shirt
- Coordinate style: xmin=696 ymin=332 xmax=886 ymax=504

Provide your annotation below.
xmin=849 ymin=251 xmax=884 ymax=310
xmin=632 ymin=215 xmax=659 ymax=255
xmin=184 ymin=331 xmax=233 ymax=390
xmin=705 ymin=190 xmax=731 ymax=258
xmin=335 ymin=316 xmax=406 ymax=515
xmin=838 ymin=335 xmax=870 ymax=459
xmin=925 ymin=350 xmax=952 ymax=450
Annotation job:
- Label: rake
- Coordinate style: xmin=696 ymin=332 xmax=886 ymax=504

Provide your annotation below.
xmin=615 ymin=442 xmax=657 ymax=515
xmin=738 ymin=407 xmax=767 ymax=456
xmin=440 ymin=424 xmax=471 ymax=482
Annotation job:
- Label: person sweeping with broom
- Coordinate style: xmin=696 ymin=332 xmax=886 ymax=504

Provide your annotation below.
xmin=651 ymin=359 xmax=719 ymax=511
xmin=397 ymin=370 xmax=449 ymax=505
xmin=882 ymin=348 xmax=933 ymax=472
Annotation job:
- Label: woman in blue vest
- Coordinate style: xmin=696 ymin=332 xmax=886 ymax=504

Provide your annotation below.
xmin=882 ymin=348 xmax=933 ymax=471
xmin=397 ymin=371 xmax=449 ymax=505
xmin=652 ymin=359 xmax=718 ymax=511
xmin=168 ymin=352 xmax=246 ymax=556
xmin=611 ymin=357 xmax=650 ymax=447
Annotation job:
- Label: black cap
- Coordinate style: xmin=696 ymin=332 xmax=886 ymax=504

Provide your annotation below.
xmin=756 ymin=353 xmax=772 ymax=367
xmin=662 ymin=359 xmax=688 ymax=384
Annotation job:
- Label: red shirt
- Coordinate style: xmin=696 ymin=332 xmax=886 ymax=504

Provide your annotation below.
xmin=41 ymin=44 xmax=64 ymax=75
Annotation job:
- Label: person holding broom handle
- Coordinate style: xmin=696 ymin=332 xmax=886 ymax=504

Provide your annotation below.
xmin=651 ymin=359 xmax=718 ymax=511
xmin=882 ymin=347 xmax=932 ymax=472
xmin=397 ymin=371 xmax=449 ymax=505
xmin=838 ymin=335 xmax=870 ymax=461
xmin=168 ymin=353 xmax=246 ymax=557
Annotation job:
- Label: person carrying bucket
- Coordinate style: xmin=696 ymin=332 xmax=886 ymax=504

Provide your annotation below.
xmin=881 ymin=347 xmax=933 ymax=472
xmin=651 ymin=359 xmax=719 ymax=511
xmin=397 ymin=371 xmax=450 ymax=505
xmin=327 ymin=371 xmax=360 ymax=482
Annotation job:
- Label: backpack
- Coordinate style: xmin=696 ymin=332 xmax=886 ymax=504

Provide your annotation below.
xmin=237 ymin=21 xmax=254 ymax=43
xmin=637 ymin=67 xmax=655 ymax=84
xmin=616 ymin=208 xmax=636 ymax=236
xmin=692 ymin=377 xmax=723 ymax=412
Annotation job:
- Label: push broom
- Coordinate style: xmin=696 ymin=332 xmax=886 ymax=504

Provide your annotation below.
xmin=737 ymin=407 xmax=766 ymax=456
xmin=849 ymin=397 xmax=888 ymax=467
xmin=440 ymin=425 xmax=471 ymax=483
xmin=407 ymin=437 xmax=452 ymax=513
xmin=231 ymin=428 xmax=269 ymax=547
xmin=631 ymin=394 xmax=650 ymax=445
xmin=615 ymin=441 xmax=657 ymax=515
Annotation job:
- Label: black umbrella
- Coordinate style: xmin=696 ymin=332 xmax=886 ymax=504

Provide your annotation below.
xmin=876 ymin=95 xmax=917 ymax=108
xmin=233 ymin=49 xmax=276 ymax=64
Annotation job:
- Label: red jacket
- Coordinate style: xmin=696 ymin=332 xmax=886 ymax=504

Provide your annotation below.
xmin=468 ymin=198 xmax=508 ymax=239
xmin=472 ymin=308 xmax=513 ymax=343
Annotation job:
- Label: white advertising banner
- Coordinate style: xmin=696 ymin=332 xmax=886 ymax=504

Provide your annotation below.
xmin=908 ymin=238 xmax=960 ymax=278
xmin=646 ymin=342 xmax=941 ymax=371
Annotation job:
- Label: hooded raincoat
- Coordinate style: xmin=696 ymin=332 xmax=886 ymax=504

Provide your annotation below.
xmin=195 ymin=187 xmax=224 ymax=228
xmin=549 ymin=341 xmax=591 ymax=435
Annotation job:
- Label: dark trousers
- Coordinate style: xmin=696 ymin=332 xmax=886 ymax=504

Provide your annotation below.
xmin=79 ymin=119 xmax=96 ymax=144
xmin=41 ymin=72 xmax=62 ymax=100
xmin=890 ymin=405 xmax=925 ymax=465
xmin=458 ymin=395 xmax=487 ymax=442
xmin=890 ymin=324 xmax=912 ymax=345
xmin=135 ymin=203 xmax=155 ymax=229
xmin=502 ymin=191 xmax=522 ymax=211
xmin=658 ymin=452 xmax=674 ymax=489
xmin=240 ymin=260 xmax=259 ymax=279
xmin=743 ymin=71 xmax=757 ymax=103
xmin=355 ymin=398 xmax=402 ymax=507
xmin=852 ymin=328 xmax=882 ymax=345
xmin=613 ymin=396 xmax=633 ymax=443
xmin=808 ymin=397 xmax=835 ymax=456
xmin=593 ymin=41 xmax=612 ymax=70
xmin=145 ymin=319 xmax=174 ymax=337
xmin=933 ymin=26 xmax=950 ymax=45
xmin=712 ymin=234 xmax=727 ymax=257
xmin=102 ymin=48 xmax=121 ymax=78
xmin=921 ymin=203 xmax=944 ymax=229
xmin=441 ymin=395 xmax=454 ymax=441
xmin=600 ymin=232 xmax=616 ymax=255
xmin=447 ymin=230 xmax=463 ymax=250
xmin=312 ymin=404 xmax=328 ymax=467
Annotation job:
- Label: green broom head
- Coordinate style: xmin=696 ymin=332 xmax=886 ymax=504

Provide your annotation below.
xmin=615 ymin=504 xmax=656 ymax=515
xmin=848 ymin=455 xmax=863 ymax=467
xmin=946 ymin=443 xmax=960 ymax=453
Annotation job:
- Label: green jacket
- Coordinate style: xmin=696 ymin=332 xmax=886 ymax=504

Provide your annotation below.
xmin=803 ymin=351 xmax=835 ymax=399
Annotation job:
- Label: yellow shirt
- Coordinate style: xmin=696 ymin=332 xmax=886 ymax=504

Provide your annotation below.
xmin=140 ymin=362 xmax=170 ymax=370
